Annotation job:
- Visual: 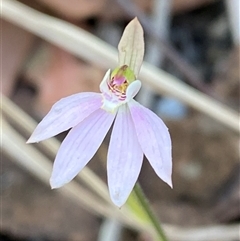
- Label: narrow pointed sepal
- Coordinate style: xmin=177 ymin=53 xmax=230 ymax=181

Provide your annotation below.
xmin=27 ymin=93 xmax=102 ymax=143
xmin=107 ymin=104 xmax=143 ymax=207
xmin=50 ymin=108 xmax=116 ymax=188
xmin=128 ymin=100 xmax=172 ymax=188
xmin=118 ymin=17 xmax=144 ymax=78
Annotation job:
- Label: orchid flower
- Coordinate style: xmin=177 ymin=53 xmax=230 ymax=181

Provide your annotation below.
xmin=27 ymin=18 xmax=172 ymax=207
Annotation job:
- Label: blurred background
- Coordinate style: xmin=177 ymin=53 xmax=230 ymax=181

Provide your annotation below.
xmin=1 ymin=0 xmax=239 ymax=240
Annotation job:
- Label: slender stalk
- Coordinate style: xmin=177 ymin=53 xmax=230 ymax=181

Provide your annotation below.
xmin=134 ymin=183 xmax=168 ymax=241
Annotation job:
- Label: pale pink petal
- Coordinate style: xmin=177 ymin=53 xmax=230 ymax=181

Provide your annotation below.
xmin=128 ymin=100 xmax=172 ymax=187
xmin=50 ymin=108 xmax=116 ymax=188
xmin=27 ymin=92 xmax=102 ymax=143
xmin=107 ymin=104 xmax=143 ymax=207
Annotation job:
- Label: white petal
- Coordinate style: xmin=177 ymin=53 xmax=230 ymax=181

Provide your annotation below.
xmin=99 ymin=69 xmax=111 ymax=93
xmin=128 ymin=100 xmax=172 ymax=187
xmin=107 ymin=104 xmax=143 ymax=207
xmin=27 ymin=93 xmax=102 ymax=143
xmin=50 ymin=108 xmax=116 ymax=188
xmin=125 ymin=80 xmax=141 ymax=102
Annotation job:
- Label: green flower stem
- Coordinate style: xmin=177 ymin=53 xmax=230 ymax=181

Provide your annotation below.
xmin=133 ymin=182 xmax=169 ymax=241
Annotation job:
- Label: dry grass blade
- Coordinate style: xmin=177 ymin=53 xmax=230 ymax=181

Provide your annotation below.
xmin=1 ymin=117 xmax=117 ymax=219
xmin=1 ymin=115 xmax=148 ymax=232
xmin=0 ymin=94 xmax=111 ymax=205
xmin=1 ymin=0 xmax=239 ymax=133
